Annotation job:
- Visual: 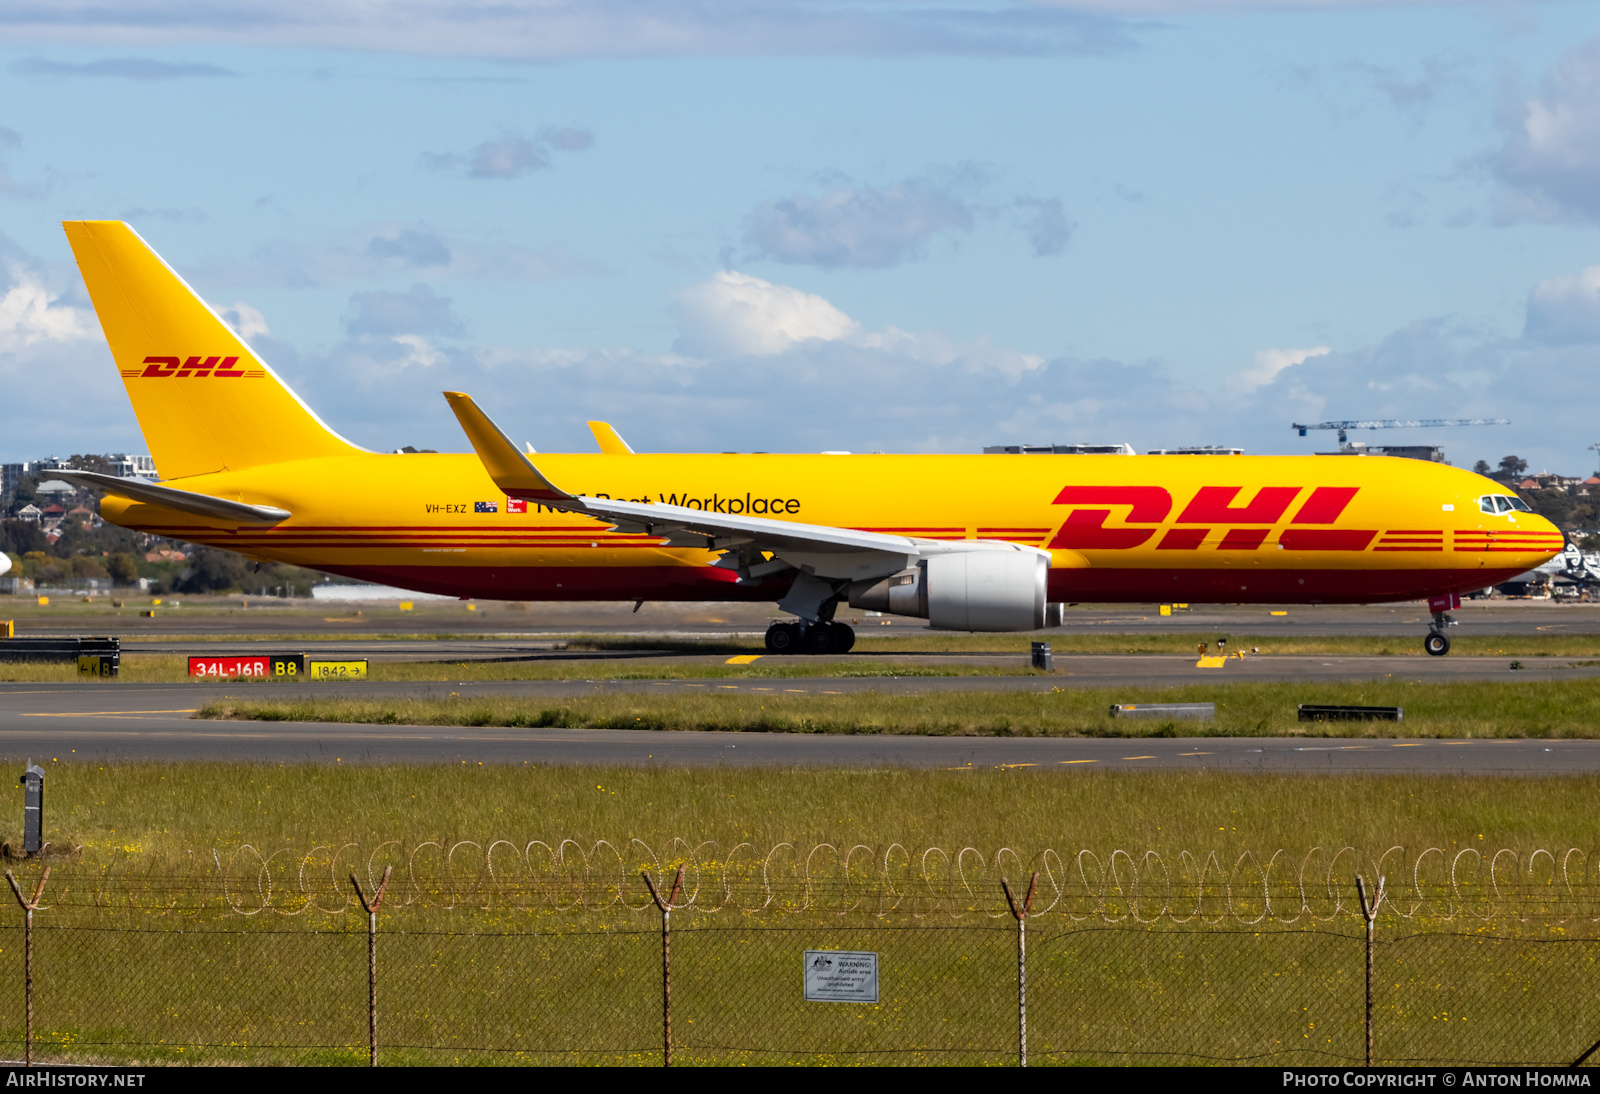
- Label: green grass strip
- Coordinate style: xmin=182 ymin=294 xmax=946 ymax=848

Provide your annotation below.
xmin=199 ymin=677 xmax=1600 ymax=738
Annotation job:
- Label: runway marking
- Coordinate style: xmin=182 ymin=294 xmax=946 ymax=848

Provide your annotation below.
xmin=725 ymin=655 xmax=763 ymax=665
xmin=785 ymin=689 xmax=806 ymax=693
xmin=1060 ymin=759 xmax=1097 ymax=764
xmin=1391 ymin=743 xmax=1424 ymax=747
xmin=998 ymin=763 xmax=1037 ymax=769
xmin=22 ymin=709 xmax=199 ymax=718
xmin=1122 ymin=755 xmax=1156 ymax=760
xmin=718 ymin=686 xmax=739 ymax=690
xmin=821 ymin=691 xmax=842 ymax=694
xmin=1179 ymin=751 xmax=1213 ymax=756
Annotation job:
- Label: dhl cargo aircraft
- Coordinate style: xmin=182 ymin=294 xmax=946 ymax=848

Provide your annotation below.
xmin=56 ymin=221 xmax=1565 ymax=655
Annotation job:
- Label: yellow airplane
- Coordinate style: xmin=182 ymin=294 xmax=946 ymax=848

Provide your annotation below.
xmin=57 ymin=220 xmax=1564 ymax=655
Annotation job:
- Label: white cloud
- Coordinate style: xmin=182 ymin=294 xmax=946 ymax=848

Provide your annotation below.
xmin=673 ymin=271 xmax=858 ymax=356
xmin=743 ymin=179 xmax=977 ymax=268
xmin=1228 ymin=345 xmax=1330 ymax=395
xmin=219 ymin=301 xmax=270 ymax=341
xmin=742 ymin=170 xmax=1074 ymax=268
xmin=671 ymin=269 xmax=1046 ymax=379
xmin=1493 ymin=35 xmax=1600 ymax=223
xmin=185 ymin=224 xmax=602 ymax=289
xmin=10 ymin=56 xmax=236 ymax=80
xmin=0 ymin=266 xmax=95 ymax=347
xmin=390 ymin=334 xmax=447 ymax=370
xmin=0 ymin=3 xmax=1136 ymax=60
xmin=1524 ymin=266 xmax=1600 ymax=344
xmin=421 ymin=128 xmax=593 ymax=179
xmin=0 ymin=263 xmax=142 ymax=460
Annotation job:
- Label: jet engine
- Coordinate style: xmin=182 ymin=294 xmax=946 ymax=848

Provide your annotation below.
xmin=846 ymin=550 xmax=1056 ymax=631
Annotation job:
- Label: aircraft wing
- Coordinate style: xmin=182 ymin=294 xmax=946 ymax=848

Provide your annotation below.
xmin=444 ymin=391 xmax=1040 ymax=582
xmin=53 ymin=470 xmax=291 ymax=524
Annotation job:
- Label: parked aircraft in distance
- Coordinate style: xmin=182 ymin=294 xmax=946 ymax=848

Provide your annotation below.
xmin=58 ymin=221 xmax=1564 ymax=654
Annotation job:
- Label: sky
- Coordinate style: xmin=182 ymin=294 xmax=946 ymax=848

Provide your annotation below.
xmin=5 ymin=1 xmax=1600 ymax=474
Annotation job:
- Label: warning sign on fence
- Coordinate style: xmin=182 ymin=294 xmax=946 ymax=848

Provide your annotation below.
xmin=803 ymin=950 xmax=878 ymax=1003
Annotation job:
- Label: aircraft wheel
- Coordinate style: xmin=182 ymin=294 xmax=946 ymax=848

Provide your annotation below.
xmin=803 ymin=623 xmax=840 ymax=655
xmin=1424 ymin=631 xmax=1451 ymax=657
xmin=765 ymin=623 xmax=801 ymax=653
xmin=833 ymin=623 xmax=856 ymax=653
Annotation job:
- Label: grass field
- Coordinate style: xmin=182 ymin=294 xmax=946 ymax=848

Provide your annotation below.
xmin=9 ymin=759 xmax=1596 ymax=860
xmin=194 ymin=675 xmax=1600 ymax=739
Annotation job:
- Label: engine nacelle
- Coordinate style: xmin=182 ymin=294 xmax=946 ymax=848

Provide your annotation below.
xmin=847 ymin=550 xmax=1054 ymax=631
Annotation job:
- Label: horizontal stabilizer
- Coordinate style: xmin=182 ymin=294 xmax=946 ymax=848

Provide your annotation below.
xmin=54 ymin=470 xmax=290 ymax=524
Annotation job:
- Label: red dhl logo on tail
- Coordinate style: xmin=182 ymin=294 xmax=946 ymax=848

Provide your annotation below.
xmin=1048 ymin=485 xmax=1377 ymax=552
xmin=120 ymin=356 xmax=266 ymax=379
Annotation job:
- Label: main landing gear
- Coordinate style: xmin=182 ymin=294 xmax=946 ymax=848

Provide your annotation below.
xmin=765 ymin=621 xmax=856 ymax=655
xmin=1425 ymin=610 xmax=1457 ymax=657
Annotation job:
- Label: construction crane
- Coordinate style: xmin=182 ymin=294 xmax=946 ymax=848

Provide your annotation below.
xmin=1293 ymin=419 xmax=1510 ymax=444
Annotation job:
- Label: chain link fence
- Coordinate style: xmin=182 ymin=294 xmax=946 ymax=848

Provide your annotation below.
xmin=0 ymin=845 xmax=1595 ymax=1066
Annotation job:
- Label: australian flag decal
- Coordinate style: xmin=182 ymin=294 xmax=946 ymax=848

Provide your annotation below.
xmin=474 ymin=501 xmax=498 ymax=514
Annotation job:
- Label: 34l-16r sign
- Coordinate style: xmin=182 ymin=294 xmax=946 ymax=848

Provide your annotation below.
xmin=187 ymin=655 xmax=303 ymax=679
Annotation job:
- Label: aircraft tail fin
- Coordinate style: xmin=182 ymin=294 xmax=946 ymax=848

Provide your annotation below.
xmin=63 ymin=221 xmax=365 ymax=480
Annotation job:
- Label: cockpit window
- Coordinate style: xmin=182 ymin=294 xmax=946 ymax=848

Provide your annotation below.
xmin=1479 ymin=495 xmax=1532 ymax=514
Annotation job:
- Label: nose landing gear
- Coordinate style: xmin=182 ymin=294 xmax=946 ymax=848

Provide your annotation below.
xmin=1424 ymin=610 xmax=1456 ymax=657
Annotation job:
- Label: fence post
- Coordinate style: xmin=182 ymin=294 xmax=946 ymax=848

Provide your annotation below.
xmin=1355 ymin=873 xmax=1385 ymax=1068
xmin=1001 ymin=872 xmax=1038 ymax=1068
xmin=349 ymin=865 xmax=393 ymax=1068
xmin=5 ymin=867 xmax=49 ymax=1069
xmin=642 ymin=864 xmax=686 ymax=1068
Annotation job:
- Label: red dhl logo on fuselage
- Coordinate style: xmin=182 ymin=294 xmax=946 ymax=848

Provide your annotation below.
xmin=1044 ymin=485 xmax=1534 ymax=554
xmin=120 ymin=355 xmax=266 ymax=379
xmin=1050 ymin=485 xmax=1366 ymax=551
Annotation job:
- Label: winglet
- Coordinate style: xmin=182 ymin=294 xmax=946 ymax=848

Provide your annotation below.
xmin=443 ymin=392 xmax=575 ymax=502
xmin=587 ymin=421 xmax=635 ymax=455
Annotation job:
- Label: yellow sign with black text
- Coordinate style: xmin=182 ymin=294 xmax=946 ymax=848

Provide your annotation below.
xmin=306 ymin=659 xmax=367 ymax=680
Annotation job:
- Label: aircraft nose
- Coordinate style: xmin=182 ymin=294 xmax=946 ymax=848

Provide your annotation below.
xmin=1526 ymin=512 xmax=1566 ymax=562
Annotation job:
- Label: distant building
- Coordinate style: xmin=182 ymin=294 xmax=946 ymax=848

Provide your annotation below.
xmin=14 ymin=504 xmax=41 ymax=524
xmin=1317 ymin=442 xmax=1448 ymax=463
xmin=983 ymin=443 xmax=1137 ymax=455
xmin=2 ymin=455 xmax=157 ymax=504
xmin=0 ymin=463 xmax=31 ymax=503
xmin=105 ymin=454 xmax=158 ymax=479
xmin=1147 ymin=446 xmax=1245 ymax=455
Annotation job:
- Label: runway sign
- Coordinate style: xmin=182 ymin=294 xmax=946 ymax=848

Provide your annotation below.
xmin=188 ymin=654 xmax=304 ymax=679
